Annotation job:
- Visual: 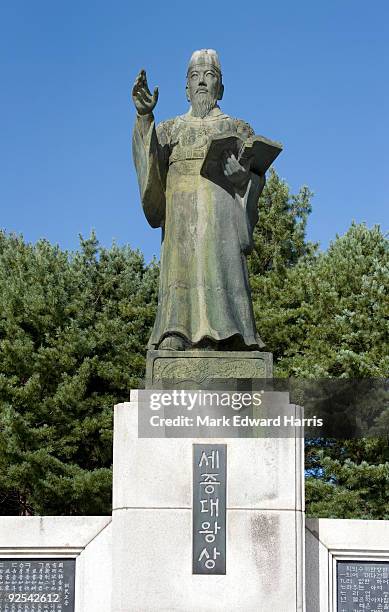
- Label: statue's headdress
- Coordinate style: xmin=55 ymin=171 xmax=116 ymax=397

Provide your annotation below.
xmin=187 ymin=49 xmax=222 ymax=77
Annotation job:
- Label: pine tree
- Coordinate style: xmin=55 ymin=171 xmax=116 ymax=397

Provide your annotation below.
xmin=248 ymin=173 xmax=388 ymax=518
xmin=253 ymin=222 xmax=388 ymax=378
xmin=249 ymin=169 xmax=317 ymax=362
xmin=0 ymin=232 xmax=158 ymax=514
xmin=251 ymin=219 xmax=388 ymax=518
xmin=249 ymin=168 xmax=316 ymax=277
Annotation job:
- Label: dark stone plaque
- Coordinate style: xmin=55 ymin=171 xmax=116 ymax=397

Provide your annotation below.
xmin=337 ymin=560 xmax=389 ymax=611
xmin=193 ymin=444 xmax=226 ymax=575
xmin=0 ymin=558 xmax=75 ymax=612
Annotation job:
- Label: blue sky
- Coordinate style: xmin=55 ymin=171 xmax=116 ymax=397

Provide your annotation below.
xmin=1 ymin=1 xmax=388 ymax=262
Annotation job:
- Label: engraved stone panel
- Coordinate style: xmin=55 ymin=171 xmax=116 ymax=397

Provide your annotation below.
xmin=0 ymin=558 xmax=75 ymax=612
xmin=146 ymin=350 xmax=273 ymax=388
xmin=193 ymin=444 xmax=226 ymax=575
xmin=337 ymin=560 xmax=389 ymax=611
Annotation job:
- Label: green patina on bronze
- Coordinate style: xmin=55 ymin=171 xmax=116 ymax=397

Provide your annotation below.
xmin=132 ymin=50 xmax=280 ymax=352
xmin=146 ymin=350 xmax=273 ymax=388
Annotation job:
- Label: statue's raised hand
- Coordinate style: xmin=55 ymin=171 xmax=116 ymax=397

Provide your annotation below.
xmin=132 ymin=69 xmax=159 ymax=116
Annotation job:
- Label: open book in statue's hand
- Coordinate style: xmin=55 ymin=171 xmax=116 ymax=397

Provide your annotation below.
xmin=200 ymin=133 xmax=283 ymax=180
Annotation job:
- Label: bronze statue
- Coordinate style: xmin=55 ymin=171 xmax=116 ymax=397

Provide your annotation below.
xmin=132 ymin=49 xmax=279 ymax=352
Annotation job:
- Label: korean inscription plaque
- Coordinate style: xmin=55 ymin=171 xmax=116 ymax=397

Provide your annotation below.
xmin=193 ymin=444 xmax=226 ymax=574
xmin=337 ymin=560 xmax=389 ymax=611
xmin=0 ymin=558 xmax=75 ymax=612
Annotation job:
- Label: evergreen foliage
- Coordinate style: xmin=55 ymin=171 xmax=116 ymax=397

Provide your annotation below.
xmin=249 ymin=168 xmax=316 ymax=277
xmin=250 ymin=181 xmax=388 ymax=518
xmin=0 ymin=232 xmax=158 ymax=514
xmin=252 ymin=221 xmax=388 ymax=378
xmin=0 ymin=171 xmax=387 ymax=517
xmin=305 ymin=438 xmax=389 ymax=519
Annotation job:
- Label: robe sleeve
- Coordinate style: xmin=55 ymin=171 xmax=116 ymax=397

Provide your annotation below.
xmin=132 ymin=113 xmax=170 ymax=228
xmin=234 ymin=120 xmax=266 ymax=254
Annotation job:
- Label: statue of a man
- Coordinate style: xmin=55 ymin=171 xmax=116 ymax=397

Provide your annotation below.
xmin=132 ymin=49 xmax=266 ymax=351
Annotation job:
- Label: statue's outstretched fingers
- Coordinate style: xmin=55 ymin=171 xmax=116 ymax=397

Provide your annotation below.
xmin=132 ymin=72 xmax=144 ymax=96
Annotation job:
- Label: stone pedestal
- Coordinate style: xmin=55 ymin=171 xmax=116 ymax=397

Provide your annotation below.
xmin=0 ymin=516 xmax=112 ymax=611
xmin=146 ymin=350 xmax=273 ymax=387
xmin=111 ymin=391 xmax=305 ymax=612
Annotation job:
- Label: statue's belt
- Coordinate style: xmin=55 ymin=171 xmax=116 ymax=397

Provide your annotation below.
xmin=169 ymin=147 xmax=207 ymax=163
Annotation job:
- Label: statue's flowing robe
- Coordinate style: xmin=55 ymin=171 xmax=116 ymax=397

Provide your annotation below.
xmin=132 ymin=106 xmax=265 ymax=349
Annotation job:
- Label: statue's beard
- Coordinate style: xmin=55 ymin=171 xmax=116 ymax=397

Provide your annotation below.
xmin=190 ymin=92 xmax=218 ymax=118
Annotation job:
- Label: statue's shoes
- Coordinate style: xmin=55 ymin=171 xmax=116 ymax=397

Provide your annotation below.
xmin=158 ymin=335 xmax=186 ymax=351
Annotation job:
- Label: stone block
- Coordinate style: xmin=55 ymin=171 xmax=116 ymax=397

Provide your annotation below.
xmin=113 ymin=397 xmax=304 ymax=512
xmin=305 ymin=518 xmax=389 ymax=611
xmin=0 ymin=516 xmax=111 ymax=553
xmin=0 ymin=516 xmax=112 ymax=611
xmin=111 ymin=393 xmax=305 ymax=611
xmin=145 ymin=350 xmax=273 ymax=388
xmin=112 ymin=508 xmax=304 ymax=612
xmin=76 ymin=522 xmax=112 ymax=612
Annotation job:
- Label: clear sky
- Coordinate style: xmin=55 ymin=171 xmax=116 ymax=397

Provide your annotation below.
xmin=1 ymin=0 xmax=388 ymax=262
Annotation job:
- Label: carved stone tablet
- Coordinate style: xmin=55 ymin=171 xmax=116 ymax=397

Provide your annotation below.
xmin=0 ymin=558 xmax=75 ymax=611
xmin=146 ymin=350 xmax=273 ymax=388
xmin=193 ymin=444 xmax=226 ymax=575
xmin=337 ymin=560 xmax=389 ymax=611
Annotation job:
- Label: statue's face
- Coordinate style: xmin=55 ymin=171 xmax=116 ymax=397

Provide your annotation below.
xmin=187 ymin=66 xmax=220 ymax=101
xmin=186 ymin=65 xmax=223 ymax=118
